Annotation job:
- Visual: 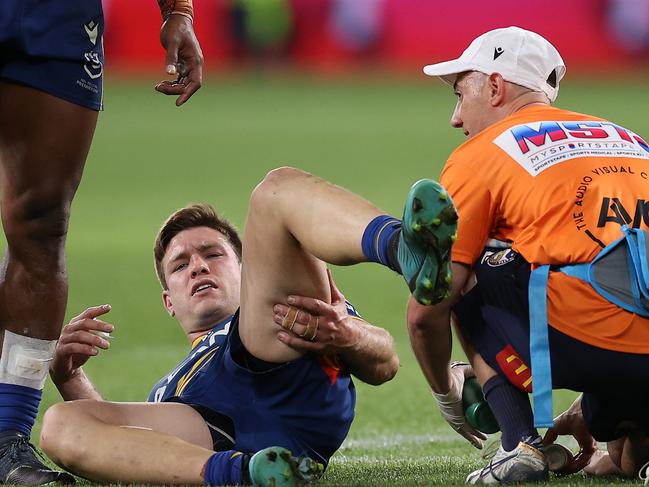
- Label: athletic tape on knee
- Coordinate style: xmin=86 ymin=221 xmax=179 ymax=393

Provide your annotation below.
xmin=0 ymin=331 xmax=56 ymax=390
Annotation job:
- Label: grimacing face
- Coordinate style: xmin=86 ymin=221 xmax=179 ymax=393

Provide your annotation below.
xmin=161 ymin=226 xmax=241 ymax=332
xmin=450 ymin=71 xmax=498 ymax=139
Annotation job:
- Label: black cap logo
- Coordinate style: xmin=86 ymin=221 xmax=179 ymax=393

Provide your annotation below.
xmin=494 ymin=47 xmax=504 ymax=60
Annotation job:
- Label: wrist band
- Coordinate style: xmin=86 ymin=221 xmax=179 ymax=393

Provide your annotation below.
xmin=158 ymin=0 xmax=194 ymax=22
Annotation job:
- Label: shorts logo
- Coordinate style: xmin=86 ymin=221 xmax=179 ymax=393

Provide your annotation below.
xmin=84 ymin=51 xmax=103 ymax=80
xmin=483 ymin=249 xmax=516 ymax=267
xmin=84 ymin=20 xmax=99 ymax=45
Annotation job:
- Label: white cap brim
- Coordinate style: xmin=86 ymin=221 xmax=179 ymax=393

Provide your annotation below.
xmin=423 ymin=59 xmax=473 ymax=86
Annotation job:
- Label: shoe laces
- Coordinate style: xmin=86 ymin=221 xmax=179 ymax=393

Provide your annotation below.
xmin=640 ymin=459 xmax=649 ymax=486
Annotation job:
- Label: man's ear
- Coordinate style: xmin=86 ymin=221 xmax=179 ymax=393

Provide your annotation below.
xmin=162 ymin=291 xmax=175 ymax=317
xmin=488 ymin=73 xmax=506 ymax=107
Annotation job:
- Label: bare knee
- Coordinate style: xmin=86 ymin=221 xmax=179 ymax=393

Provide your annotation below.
xmin=41 ymin=402 xmax=90 ymax=469
xmin=260 ymin=166 xmax=307 ymax=189
xmin=250 ymin=166 xmax=308 ymax=205
xmin=3 ymin=186 xmax=74 ymax=252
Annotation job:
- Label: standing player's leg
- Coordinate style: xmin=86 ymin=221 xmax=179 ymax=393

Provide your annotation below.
xmin=239 ymin=166 xmax=457 ymax=362
xmin=0 ymin=82 xmax=98 ymax=482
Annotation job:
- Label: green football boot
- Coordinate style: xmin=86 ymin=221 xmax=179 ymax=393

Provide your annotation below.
xmin=398 ymin=179 xmax=458 ymax=305
xmin=248 ymin=447 xmax=323 ymax=487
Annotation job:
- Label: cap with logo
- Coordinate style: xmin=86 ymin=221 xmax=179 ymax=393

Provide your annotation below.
xmin=423 ymin=26 xmax=566 ymax=102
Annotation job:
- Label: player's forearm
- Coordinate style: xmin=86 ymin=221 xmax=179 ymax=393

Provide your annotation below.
xmin=51 ymin=368 xmax=103 ymax=401
xmin=407 ymin=299 xmax=453 ymax=394
xmin=157 ymin=0 xmax=194 ymax=21
xmin=340 ymin=319 xmax=399 ymax=386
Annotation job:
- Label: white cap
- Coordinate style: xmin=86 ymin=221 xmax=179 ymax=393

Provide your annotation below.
xmin=423 ymin=26 xmax=566 ymax=102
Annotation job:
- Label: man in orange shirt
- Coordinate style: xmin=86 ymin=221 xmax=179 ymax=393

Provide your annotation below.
xmin=410 ymin=26 xmax=649 ymax=483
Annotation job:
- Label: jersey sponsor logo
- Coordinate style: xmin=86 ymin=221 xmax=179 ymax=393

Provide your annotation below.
xmin=597 ymin=197 xmax=649 ymax=229
xmin=494 ymin=121 xmax=649 ymax=176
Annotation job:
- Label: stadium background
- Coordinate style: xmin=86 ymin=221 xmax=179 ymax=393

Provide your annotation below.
xmin=7 ymin=0 xmax=649 ymax=484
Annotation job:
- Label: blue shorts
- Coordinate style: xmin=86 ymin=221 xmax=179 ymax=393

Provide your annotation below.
xmin=159 ymin=314 xmax=356 ymax=466
xmin=0 ymin=0 xmax=104 ymax=110
xmin=454 ymin=247 xmax=649 ymax=441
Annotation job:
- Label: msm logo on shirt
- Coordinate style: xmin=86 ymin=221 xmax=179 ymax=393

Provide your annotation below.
xmin=493 ymin=121 xmax=649 ymax=177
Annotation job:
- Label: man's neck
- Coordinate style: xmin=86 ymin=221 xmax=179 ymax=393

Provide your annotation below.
xmin=187 ymin=329 xmax=210 ymax=345
xmin=508 ymin=92 xmax=550 ymax=115
xmin=184 ymin=312 xmax=235 ymax=345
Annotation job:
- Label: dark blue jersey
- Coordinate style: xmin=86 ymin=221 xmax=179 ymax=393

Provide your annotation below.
xmin=149 ymin=304 xmax=360 ymax=465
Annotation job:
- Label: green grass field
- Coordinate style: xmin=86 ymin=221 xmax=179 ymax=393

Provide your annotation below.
xmin=8 ymin=73 xmax=649 ymax=485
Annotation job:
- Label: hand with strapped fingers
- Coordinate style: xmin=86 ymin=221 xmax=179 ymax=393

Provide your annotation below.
xmin=273 ymin=269 xmax=362 ymax=355
xmin=50 ymin=304 xmax=114 ymax=386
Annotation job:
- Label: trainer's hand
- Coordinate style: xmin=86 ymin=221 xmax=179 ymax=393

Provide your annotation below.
xmin=156 ymin=14 xmax=203 ymax=106
xmin=50 ymin=305 xmax=114 ymax=386
xmin=543 ymin=395 xmax=597 ymax=474
xmin=273 ymin=269 xmax=361 ymax=355
xmin=433 ymin=362 xmax=487 ymax=449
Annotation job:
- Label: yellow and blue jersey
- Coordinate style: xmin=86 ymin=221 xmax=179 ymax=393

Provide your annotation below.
xmin=148 ymin=304 xmax=360 ymax=465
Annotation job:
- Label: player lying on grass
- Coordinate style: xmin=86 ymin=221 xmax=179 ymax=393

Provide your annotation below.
xmin=39 ymin=167 xmax=458 ymax=486
xmin=410 ymin=26 xmax=649 ymax=483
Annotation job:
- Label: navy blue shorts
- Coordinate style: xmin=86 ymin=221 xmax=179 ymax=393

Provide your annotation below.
xmin=454 ymin=247 xmax=649 ymax=441
xmin=0 ymin=0 xmax=104 ymax=110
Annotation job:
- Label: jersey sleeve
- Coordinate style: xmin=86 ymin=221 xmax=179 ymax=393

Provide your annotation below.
xmin=344 ymin=300 xmax=362 ymax=318
xmin=440 ymin=158 xmax=496 ymax=266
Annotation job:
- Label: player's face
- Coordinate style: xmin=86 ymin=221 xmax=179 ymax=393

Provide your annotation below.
xmin=161 ymin=227 xmax=241 ymax=331
xmin=450 ymin=71 xmax=495 ymax=139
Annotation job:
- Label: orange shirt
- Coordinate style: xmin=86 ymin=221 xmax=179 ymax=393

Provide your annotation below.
xmin=440 ymin=105 xmax=649 ymax=353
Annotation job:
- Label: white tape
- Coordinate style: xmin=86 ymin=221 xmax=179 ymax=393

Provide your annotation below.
xmin=0 ymin=331 xmax=56 ymax=390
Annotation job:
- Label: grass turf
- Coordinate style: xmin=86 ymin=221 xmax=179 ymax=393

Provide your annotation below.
xmin=3 ymin=73 xmax=649 ymax=485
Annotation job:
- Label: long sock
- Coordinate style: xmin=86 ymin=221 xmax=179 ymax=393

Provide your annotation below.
xmin=0 ymin=384 xmax=42 ymax=437
xmin=203 ymin=450 xmax=246 ymax=486
xmin=483 ymin=375 xmax=539 ymax=451
xmin=361 ymin=215 xmax=402 ymax=273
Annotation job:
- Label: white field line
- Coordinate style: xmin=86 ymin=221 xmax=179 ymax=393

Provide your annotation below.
xmin=333 ymin=454 xmax=463 ymax=464
xmin=340 ymin=433 xmax=463 ymax=450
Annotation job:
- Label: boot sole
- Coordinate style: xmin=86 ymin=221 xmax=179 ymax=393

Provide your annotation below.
xmin=402 ymin=179 xmax=458 ymax=305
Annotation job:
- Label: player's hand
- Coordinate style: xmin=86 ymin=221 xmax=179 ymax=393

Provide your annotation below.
xmin=543 ymin=395 xmax=597 ymax=474
xmin=156 ymin=14 xmax=203 ymax=106
xmin=50 ymin=305 xmax=114 ymax=386
xmin=433 ymin=362 xmax=487 ymax=449
xmin=273 ymin=269 xmax=361 ymax=355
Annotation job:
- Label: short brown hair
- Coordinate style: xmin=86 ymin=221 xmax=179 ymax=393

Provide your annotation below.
xmin=154 ymin=203 xmax=242 ymax=289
